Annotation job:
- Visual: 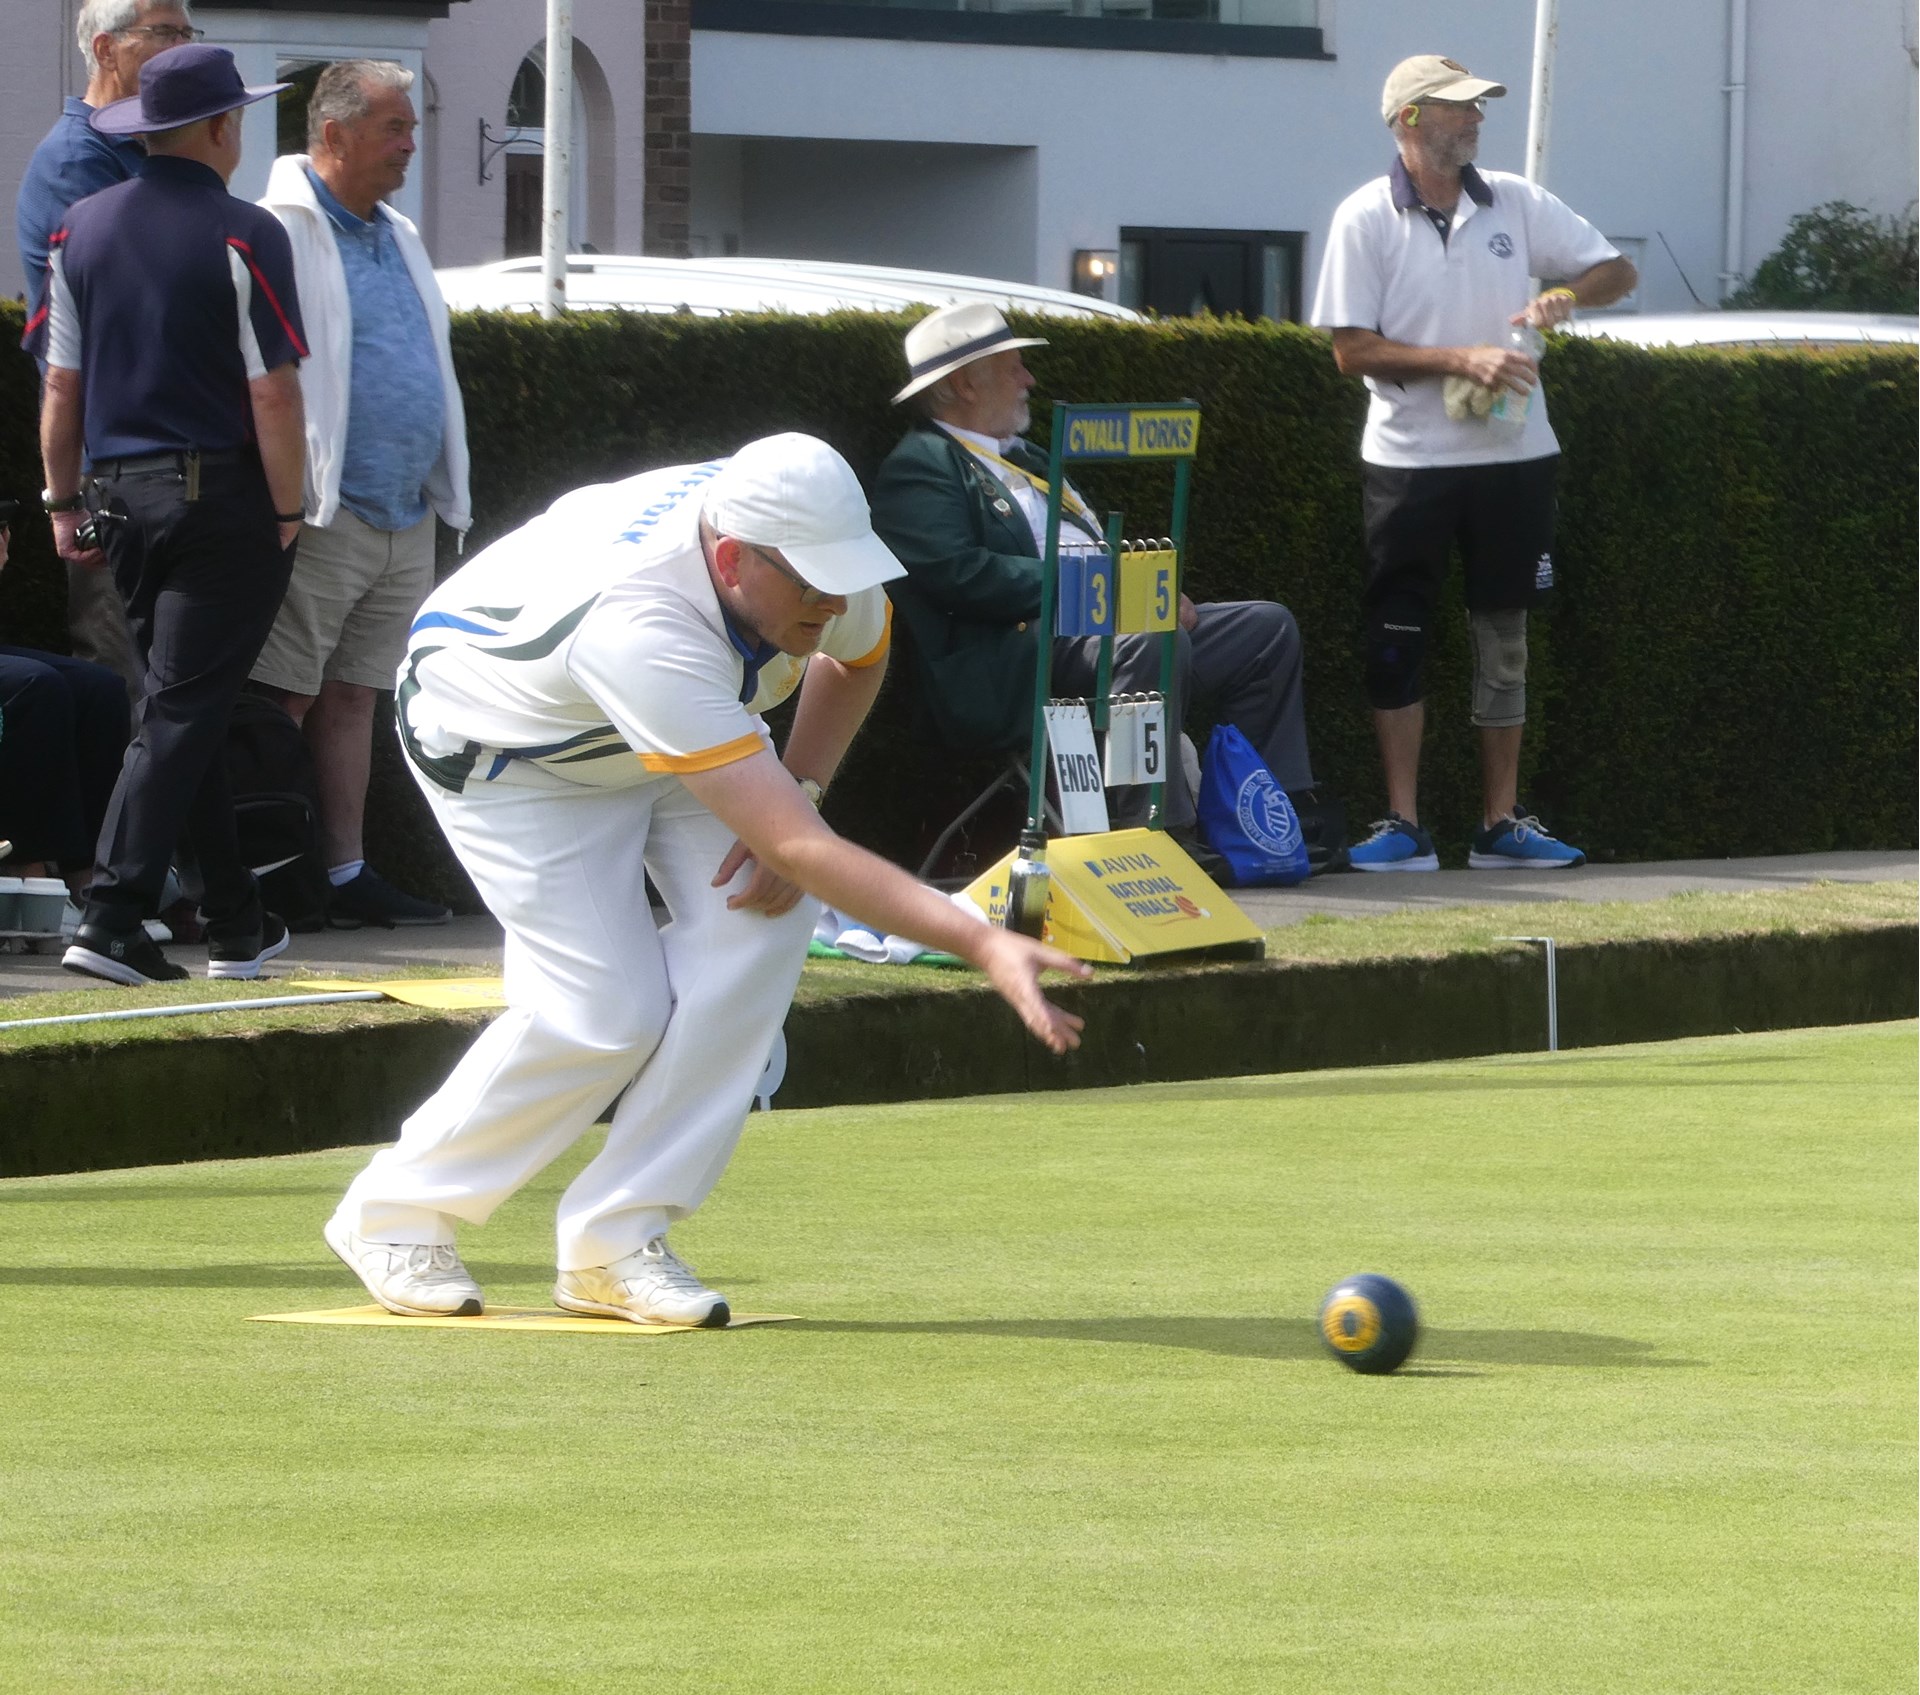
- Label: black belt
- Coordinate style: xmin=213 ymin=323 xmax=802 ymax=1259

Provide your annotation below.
xmin=91 ymin=448 xmax=250 ymax=479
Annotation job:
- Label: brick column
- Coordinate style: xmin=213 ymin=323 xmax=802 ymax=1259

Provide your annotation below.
xmin=644 ymin=0 xmax=691 ymax=256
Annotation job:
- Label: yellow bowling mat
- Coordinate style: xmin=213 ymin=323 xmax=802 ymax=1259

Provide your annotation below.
xmin=250 ymin=1305 xmax=798 ymax=1335
xmin=286 ymin=977 xmax=507 ymax=1010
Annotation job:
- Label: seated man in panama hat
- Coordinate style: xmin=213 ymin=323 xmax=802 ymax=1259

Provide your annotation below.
xmin=868 ymin=301 xmax=1338 ymax=871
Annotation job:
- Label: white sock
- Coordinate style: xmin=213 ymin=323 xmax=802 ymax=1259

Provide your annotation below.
xmin=328 ymin=860 xmax=366 ymax=888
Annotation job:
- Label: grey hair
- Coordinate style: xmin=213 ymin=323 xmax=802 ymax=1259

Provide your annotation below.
xmin=307 ymin=59 xmax=415 ymax=149
xmin=78 ymin=0 xmax=190 ymax=72
xmin=912 ymin=374 xmax=963 ymax=419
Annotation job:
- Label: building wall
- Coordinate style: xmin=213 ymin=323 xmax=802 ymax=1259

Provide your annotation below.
xmin=1 ymin=0 xmax=1914 ymax=303
xmin=420 ymin=0 xmax=649 ymax=265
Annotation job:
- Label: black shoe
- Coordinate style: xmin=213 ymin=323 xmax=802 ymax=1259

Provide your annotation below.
xmin=327 ymin=866 xmax=451 ymax=930
xmin=207 ymin=911 xmax=290 ymax=980
xmin=1290 ymin=790 xmax=1350 ymax=876
xmin=1167 ymin=824 xmax=1234 ymax=885
xmin=62 ymin=922 xmax=188 ymax=986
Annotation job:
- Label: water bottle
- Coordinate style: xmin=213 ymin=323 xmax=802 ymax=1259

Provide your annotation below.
xmin=1003 ymin=831 xmax=1052 ymax=939
xmin=1486 ymin=322 xmax=1545 ymax=434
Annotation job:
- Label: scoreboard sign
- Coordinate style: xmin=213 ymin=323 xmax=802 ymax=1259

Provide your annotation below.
xmin=1058 ymin=405 xmax=1202 ymax=461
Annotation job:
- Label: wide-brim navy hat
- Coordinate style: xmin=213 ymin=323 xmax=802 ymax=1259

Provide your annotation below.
xmin=91 ymin=43 xmax=286 ymax=136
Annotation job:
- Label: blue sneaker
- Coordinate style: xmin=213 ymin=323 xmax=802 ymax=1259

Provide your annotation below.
xmin=1468 ymin=810 xmax=1586 ymax=869
xmin=1348 ymin=813 xmax=1439 ymax=872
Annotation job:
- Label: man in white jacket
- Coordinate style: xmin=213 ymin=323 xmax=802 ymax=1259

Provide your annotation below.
xmin=251 ymin=59 xmax=468 ymax=927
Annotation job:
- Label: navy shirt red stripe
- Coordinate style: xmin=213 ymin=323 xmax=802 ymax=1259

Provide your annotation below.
xmin=29 ymin=153 xmax=306 ymax=462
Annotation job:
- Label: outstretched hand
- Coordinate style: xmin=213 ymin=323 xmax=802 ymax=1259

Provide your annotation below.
xmin=974 ymin=927 xmax=1091 ymax=1054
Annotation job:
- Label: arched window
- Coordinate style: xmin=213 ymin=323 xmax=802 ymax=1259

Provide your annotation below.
xmin=501 ymin=43 xmax=592 ymax=258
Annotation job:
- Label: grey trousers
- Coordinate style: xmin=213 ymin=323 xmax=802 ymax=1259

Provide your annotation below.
xmin=1055 ymin=599 xmax=1314 ymax=828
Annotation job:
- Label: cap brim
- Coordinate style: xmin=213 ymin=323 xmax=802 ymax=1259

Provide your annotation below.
xmin=1430 ymin=75 xmax=1506 ymax=103
xmin=781 ymin=529 xmax=908 ymax=597
xmin=892 ymin=334 xmax=1049 ymax=404
xmin=91 ymin=81 xmax=287 ymax=135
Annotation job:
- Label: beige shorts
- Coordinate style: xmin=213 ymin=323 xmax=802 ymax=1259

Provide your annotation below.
xmin=251 ymin=506 xmax=436 ymax=695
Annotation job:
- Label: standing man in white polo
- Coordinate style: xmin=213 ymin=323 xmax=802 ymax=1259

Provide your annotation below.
xmin=1311 ymin=54 xmax=1636 ymax=870
xmin=252 ymin=59 xmax=467 ymax=927
xmin=325 ymin=434 xmax=1086 ymax=1328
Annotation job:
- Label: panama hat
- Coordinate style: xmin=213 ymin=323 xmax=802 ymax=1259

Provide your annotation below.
xmin=893 ymin=302 xmax=1048 ymax=405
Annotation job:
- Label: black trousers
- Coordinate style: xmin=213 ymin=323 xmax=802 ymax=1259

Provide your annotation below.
xmin=82 ymin=460 xmax=293 ymax=931
xmin=1055 ymin=599 xmax=1314 ymax=829
xmin=0 ymin=646 xmax=129 ymax=866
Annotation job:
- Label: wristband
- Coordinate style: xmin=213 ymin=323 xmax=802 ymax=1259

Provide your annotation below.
xmin=42 ymin=488 xmax=83 ymax=514
xmin=275 ymin=510 xmax=305 ymax=524
xmin=1542 ymin=287 xmax=1577 ymax=304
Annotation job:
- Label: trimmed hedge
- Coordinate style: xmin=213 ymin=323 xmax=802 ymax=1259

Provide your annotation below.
xmin=1 ymin=303 xmax=1911 ymax=895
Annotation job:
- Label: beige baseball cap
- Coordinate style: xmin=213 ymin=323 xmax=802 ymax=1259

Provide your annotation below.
xmin=703 ymin=433 xmax=905 ymax=597
xmin=1380 ymin=55 xmax=1507 ymax=124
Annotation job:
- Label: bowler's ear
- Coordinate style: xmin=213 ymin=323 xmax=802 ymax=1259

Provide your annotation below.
xmin=709 ymin=534 xmax=747 ymax=588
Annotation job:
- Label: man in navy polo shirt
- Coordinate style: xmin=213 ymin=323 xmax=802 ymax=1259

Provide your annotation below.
xmin=1311 ymin=55 xmax=1636 ymax=872
xmin=33 ymin=44 xmax=310 ymax=985
xmin=15 ymin=0 xmax=200 ymax=693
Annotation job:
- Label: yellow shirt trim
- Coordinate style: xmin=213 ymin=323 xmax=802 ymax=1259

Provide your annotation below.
xmin=636 ymin=733 xmax=766 ymax=774
xmin=843 ymin=600 xmax=893 ymax=670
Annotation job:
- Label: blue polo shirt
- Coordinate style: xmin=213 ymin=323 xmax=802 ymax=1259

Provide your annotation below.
xmin=31 ymin=154 xmax=307 ymax=464
xmin=13 ymin=98 xmax=147 ymax=370
xmin=305 ymin=166 xmax=443 ymax=532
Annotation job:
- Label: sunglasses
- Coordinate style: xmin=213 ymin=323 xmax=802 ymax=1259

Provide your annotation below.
xmin=743 ymin=544 xmax=834 ymax=607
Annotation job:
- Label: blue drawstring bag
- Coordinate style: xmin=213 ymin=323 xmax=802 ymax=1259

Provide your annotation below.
xmin=1196 ymin=723 xmax=1311 ymax=886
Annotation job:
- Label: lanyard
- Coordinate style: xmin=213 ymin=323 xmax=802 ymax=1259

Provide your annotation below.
xmin=967 ymin=446 xmax=1104 ymax=543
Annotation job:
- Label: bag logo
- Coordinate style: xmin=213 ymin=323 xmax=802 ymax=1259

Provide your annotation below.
xmin=1534 ymin=551 xmax=1555 ymax=590
xmin=1235 ymin=769 xmax=1302 ymax=858
xmin=1488 ymin=232 xmax=1515 ymax=258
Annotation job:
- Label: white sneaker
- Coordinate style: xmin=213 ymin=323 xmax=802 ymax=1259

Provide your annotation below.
xmin=554 ymin=1237 xmax=730 ymax=1328
xmin=323 ymin=1218 xmax=484 ymax=1317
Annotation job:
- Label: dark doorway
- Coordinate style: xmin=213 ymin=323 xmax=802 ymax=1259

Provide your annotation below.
xmin=504 ymin=154 xmax=542 ymax=258
xmin=1118 ymin=227 xmax=1305 ymax=321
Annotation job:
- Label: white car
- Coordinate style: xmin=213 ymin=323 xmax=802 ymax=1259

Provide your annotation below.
xmin=434 ymin=254 xmax=1144 ymax=322
xmin=1567 ymin=310 xmax=1918 ymax=349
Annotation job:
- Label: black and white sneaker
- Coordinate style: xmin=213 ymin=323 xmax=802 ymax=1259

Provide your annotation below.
xmin=62 ymin=923 xmax=188 ymax=986
xmin=206 ymin=911 xmax=291 ymax=980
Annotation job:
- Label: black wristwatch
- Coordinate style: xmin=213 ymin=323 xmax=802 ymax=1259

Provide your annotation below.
xmin=275 ymin=511 xmax=305 ymax=524
xmin=42 ymin=487 xmax=84 ymax=514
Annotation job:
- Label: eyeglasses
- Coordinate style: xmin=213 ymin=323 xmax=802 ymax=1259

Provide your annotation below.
xmin=119 ymin=24 xmax=206 ymax=43
xmin=1421 ymin=97 xmax=1486 ymax=115
xmin=743 ymin=544 xmax=835 ymax=606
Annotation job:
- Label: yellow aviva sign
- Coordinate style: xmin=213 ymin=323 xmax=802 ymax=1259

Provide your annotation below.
xmin=961 ymin=828 xmax=1260 ymax=963
xmin=1059 ymin=406 xmax=1202 ymax=461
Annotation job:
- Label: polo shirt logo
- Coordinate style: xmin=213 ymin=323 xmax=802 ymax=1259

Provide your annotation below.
xmin=1488 ymin=233 xmax=1515 ymax=258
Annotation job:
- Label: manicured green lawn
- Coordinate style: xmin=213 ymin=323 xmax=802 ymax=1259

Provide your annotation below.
xmin=1 ymin=1023 xmax=1912 ymax=1693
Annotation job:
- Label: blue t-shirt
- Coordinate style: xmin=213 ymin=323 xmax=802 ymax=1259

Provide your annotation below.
xmin=15 ymin=98 xmax=147 ymax=369
xmin=306 ymin=167 xmax=444 ymax=532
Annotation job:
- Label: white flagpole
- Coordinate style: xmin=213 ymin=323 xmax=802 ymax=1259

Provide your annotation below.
xmin=1524 ymin=0 xmax=1559 ymax=186
xmin=540 ymin=0 xmax=573 ymax=320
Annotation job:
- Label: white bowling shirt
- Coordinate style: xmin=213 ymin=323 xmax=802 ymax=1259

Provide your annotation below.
xmin=1311 ymin=160 xmax=1619 ymax=468
xmin=398 ymin=460 xmax=889 ymax=792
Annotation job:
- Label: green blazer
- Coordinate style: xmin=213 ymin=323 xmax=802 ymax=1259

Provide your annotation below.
xmin=869 ymin=420 xmax=1054 ymax=751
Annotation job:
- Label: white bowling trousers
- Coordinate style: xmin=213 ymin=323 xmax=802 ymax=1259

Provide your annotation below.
xmin=332 ymin=768 xmax=814 ymax=1270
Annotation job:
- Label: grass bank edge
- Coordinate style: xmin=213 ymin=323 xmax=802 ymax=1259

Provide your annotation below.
xmin=0 ymin=880 xmax=1909 ymax=1055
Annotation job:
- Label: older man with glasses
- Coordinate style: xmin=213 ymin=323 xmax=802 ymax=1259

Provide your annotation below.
xmin=1312 ymin=55 xmax=1636 ymax=874
xmin=16 ymin=2 xmax=204 ymax=700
